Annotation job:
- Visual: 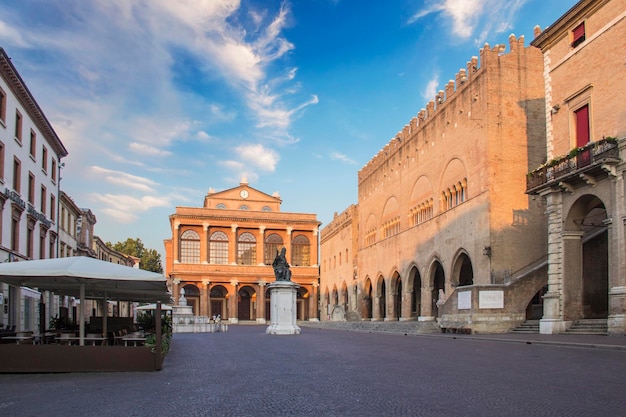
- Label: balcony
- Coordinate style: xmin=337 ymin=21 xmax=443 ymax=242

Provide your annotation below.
xmin=526 ymin=138 xmax=620 ymax=194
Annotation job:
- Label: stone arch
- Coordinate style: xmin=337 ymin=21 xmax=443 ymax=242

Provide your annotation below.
xmin=209 ymin=285 xmax=228 ymax=319
xmin=407 ymin=265 xmax=422 ymax=318
xmin=376 ymin=274 xmax=387 ymax=320
xmin=182 ymin=283 xmax=200 ymax=315
xmin=341 ymin=281 xmax=348 ymax=308
xmin=563 ymin=194 xmax=608 ymax=320
xmin=323 ymin=287 xmax=330 ymax=320
xmin=296 ymin=287 xmax=309 ymax=321
xmin=428 ymin=259 xmax=446 ymax=317
xmin=410 ymin=175 xmax=435 ymax=212
xmin=452 ymin=249 xmax=474 ymax=287
xmin=332 ymin=285 xmax=339 ymax=306
xmin=238 ymin=285 xmax=256 ymax=321
xmin=439 ymin=157 xmax=467 ymax=192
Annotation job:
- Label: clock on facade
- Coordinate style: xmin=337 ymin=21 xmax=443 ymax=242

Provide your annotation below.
xmin=240 ymin=189 xmax=249 ymax=199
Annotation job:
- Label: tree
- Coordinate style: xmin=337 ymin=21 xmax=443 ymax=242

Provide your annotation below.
xmin=106 ymin=238 xmax=163 ymax=274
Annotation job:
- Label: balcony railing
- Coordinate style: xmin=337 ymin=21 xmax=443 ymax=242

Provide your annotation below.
xmin=526 ymin=138 xmax=620 ymax=193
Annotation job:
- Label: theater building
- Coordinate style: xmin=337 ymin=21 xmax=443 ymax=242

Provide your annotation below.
xmin=164 ymin=180 xmax=320 ymax=323
xmin=321 ymin=35 xmax=549 ymax=333
xmin=527 ymin=0 xmax=626 ymax=335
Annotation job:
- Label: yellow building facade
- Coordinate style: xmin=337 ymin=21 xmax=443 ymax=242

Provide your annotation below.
xmin=164 ymin=181 xmax=321 ymax=323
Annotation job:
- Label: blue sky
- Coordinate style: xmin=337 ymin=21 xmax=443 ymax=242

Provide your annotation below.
xmin=0 ymin=0 xmax=578 ymax=261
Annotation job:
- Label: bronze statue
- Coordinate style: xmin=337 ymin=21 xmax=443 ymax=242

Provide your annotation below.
xmin=272 ymin=247 xmax=292 ymax=281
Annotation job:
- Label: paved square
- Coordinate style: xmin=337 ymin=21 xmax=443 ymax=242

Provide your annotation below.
xmin=1 ymin=326 xmax=625 ymax=416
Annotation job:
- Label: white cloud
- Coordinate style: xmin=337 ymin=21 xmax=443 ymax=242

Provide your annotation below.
xmin=235 ymin=144 xmax=279 ymax=172
xmin=330 ymin=152 xmax=356 ymax=165
xmin=129 ymin=142 xmax=173 ymax=157
xmin=90 ymin=166 xmax=159 ymax=193
xmin=0 ymin=20 xmax=30 ymax=47
xmin=90 ymin=192 xmax=171 ymax=224
xmin=409 ymin=0 xmax=527 ymax=43
xmin=422 ymin=75 xmax=439 ymax=101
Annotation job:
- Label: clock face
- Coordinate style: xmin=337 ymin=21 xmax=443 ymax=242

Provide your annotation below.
xmin=240 ymin=189 xmax=249 ymax=199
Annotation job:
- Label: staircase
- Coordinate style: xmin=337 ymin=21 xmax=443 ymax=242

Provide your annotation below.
xmin=299 ymin=320 xmax=441 ymax=335
xmin=509 ymin=320 xmax=540 ymax=334
xmin=564 ymin=319 xmax=608 ymax=335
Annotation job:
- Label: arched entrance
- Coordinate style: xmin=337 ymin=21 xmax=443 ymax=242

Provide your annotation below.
xmin=377 ymin=276 xmax=386 ymax=320
xmin=341 ymin=282 xmax=348 ymax=310
xmin=431 ymin=261 xmax=445 ymax=317
xmin=210 ymin=285 xmax=228 ymax=319
xmin=453 ymin=252 xmax=474 ymax=287
xmin=297 ymin=287 xmax=309 ymax=321
xmin=564 ymin=195 xmax=609 ymax=320
xmin=238 ymin=286 xmax=256 ymax=321
xmin=409 ymin=266 xmax=422 ymax=318
xmin=182 ymin=284 xmax=200 ymax=315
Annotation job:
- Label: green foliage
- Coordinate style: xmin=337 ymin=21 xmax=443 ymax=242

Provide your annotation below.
xmin=106 ymin=238 xmax=163 ymax=273
xmin=140 ymin=313 xmax=173 ymax=357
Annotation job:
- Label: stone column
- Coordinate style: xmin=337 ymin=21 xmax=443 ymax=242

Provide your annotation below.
xmin=562 ymin=231 xmax=584 ymax=322
xmin=372 ymin=294 xmax=383 ymax=321
xmin=400 ymin=287 xmax=415 ymax=321
xmin=201 ymin=280 xmax=210 ymax=317
xmin=173 ymin=221 xmax=180 ymax=263
xmin=608 ymin=170 xmax=626 ymax=335
xmin=229 ymin=280 xmax=239 ymax=323
xmin=540 ymin=189 xmax=566 ymax=334
xmin=202 ymin=223 xmax=209 ymax=264
xmin=286 ymin=227 xmax=293 ymax=263
xmin=230 ymin=224 xmax=238 ymax=264
xmin=311 ymin=227 xmax=319 ymax=266
xmin=257 ymin=281 xmax=267 ymax=324
xmin=419 ymin=286 xmax=435 ymax=321
xmin=309 ymin=282 xmax=319 ymax=321
xmin=172 ymin=279 xmax=181 ymax=305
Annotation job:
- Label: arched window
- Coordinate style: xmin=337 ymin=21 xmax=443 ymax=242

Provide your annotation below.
xmin=292 ymin=234 xmax=310 ymax=266
xmin=264 ymin=233 xmax=283 ymax=265
xmin=239 ymin=205 xmax=249 ymax=210
xmin=209 ymin=231 xmax=228 ymax=264
xmin=180 ymin=229 xmax=200 ymax=264
xmin=262 ymin=206 xmax=272 ymax=211
xmin=216 ymin=203 xmax=226 ymax=209
xmin=237 ymin=232 xmax=256 ymax=265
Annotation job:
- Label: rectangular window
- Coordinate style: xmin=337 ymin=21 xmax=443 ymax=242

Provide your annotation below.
xmin=209 ymin=241 xmax=229 ymax=264
xmin=0 ymin=141 xmax=5 ymax=182
xmin=50 ymin=194 xmax=56 ymax=222
xmin=11 ymin=216 xmax=18 ymax=251
xmin=12 ymin=157 xmax=21 ymax=193
xmin=29 ymin=130 xmax=37 ymax=159
xmin=51 ymin=159 xmax=57 ymax=182
xmin=572 ymin=22 xmax=585 ymax=48
xmin=40 ymin=231 xmax=46 ymax=259
xmin=14 ymin=110 xmax=22 ymax=142
xmin=26 ymin=226 xmax=33 ymax=259
xmin=42 ymin=146 xmax=48 ymax=173
xmin=575 ymin=104 xmax=590 ymax=147
xmin=40 ymin=186 xmax=47 ymax=214
xmin=28 ymin=172 xmax=35 ymax=204
xmin=0 ymin=87 xmax=6 ymax=123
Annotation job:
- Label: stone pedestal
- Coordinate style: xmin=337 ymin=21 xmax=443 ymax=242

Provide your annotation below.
xmin=266 ymin=281 xmax=300 ymax=335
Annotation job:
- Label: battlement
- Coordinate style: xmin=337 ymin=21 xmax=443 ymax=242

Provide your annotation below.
xmin=320 ymin=204 xmax=357 ymax=242
xmin=358 ymin=34 xmax=529 ymax=183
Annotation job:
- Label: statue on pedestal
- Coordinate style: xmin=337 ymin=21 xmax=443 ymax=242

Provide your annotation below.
xmin=272 ymin=247 xmax=292 ymax=281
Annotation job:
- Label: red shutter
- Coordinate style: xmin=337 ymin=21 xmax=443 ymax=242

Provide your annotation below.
xmin=575 ymin=105 xmax=590 ymax=147
xmin=572 ymin=22 xmax=585 ymax=47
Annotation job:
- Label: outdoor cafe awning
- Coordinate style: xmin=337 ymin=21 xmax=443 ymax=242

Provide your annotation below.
xmin=0 ymin=256 xmax=172 ymax=303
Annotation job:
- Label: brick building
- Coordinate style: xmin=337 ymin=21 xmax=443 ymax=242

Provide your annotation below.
xmin=527 ymin=0 xmax=626 ymax=335
xmin=164 ymin=180 xmax=320 ymax=323
xmin=321 ymin=35 xmax=549 ymax=333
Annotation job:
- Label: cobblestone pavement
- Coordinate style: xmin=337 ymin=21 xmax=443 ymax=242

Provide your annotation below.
xmin=0 ymin=325 xmax=625 ymax=417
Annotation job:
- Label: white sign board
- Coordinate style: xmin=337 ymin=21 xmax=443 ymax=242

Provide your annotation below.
xmin=457 ymin=291 xmax=471 ymax=310
xmin=479 ymin=290 xmax=504 ymax=309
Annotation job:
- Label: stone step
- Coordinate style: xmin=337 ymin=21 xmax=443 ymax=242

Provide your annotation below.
xmin=510 ymin=320 xmax=539 ymax=334
xmin=564 ymin=319 xmax=607 ymax=335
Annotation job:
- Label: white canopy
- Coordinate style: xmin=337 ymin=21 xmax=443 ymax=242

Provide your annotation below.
xmin=0 ymin=256 xmax=171 ymax=303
